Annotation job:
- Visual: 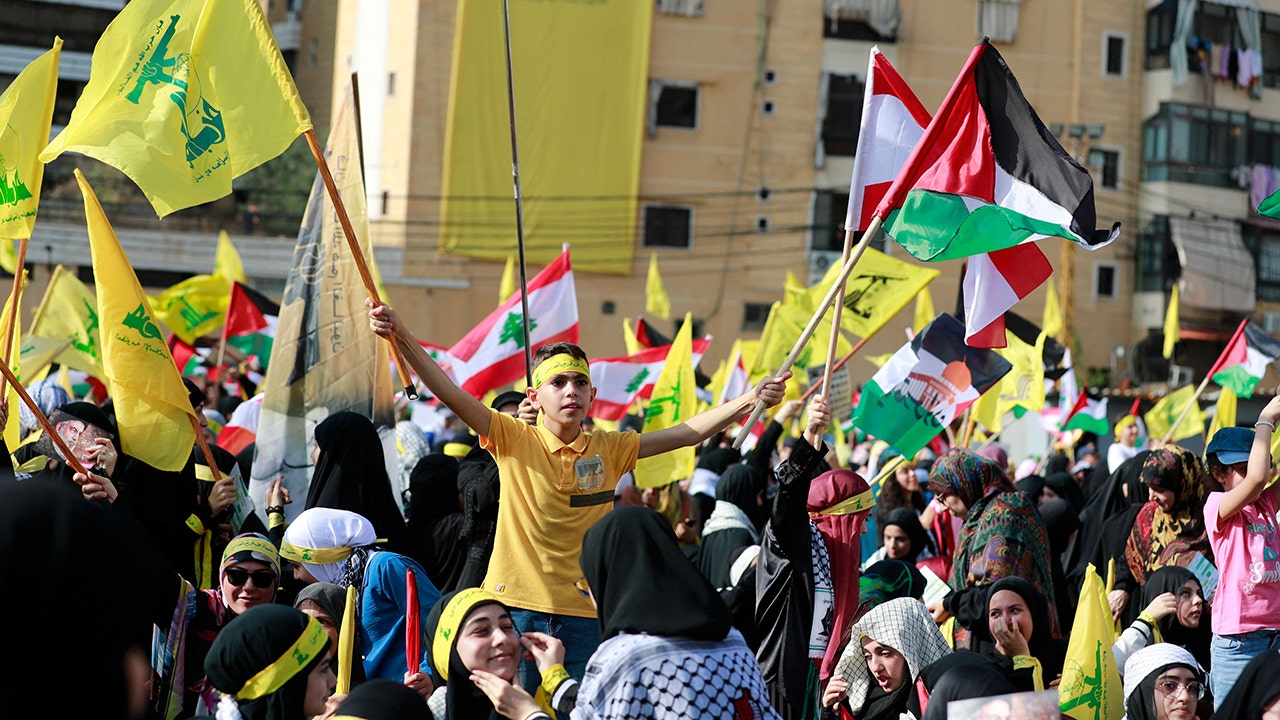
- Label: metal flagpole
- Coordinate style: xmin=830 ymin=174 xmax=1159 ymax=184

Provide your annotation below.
xmin=502 ymin=0 xmax=534 ymax=386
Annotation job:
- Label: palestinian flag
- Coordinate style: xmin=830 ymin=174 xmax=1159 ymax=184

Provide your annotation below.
xmin=169 ymin=334 xmax=210 ymax=375
xmin=224 ymin=282 xmax=279 ymax=362
xmin=875 ymin=39 xmax=1119 ymax=262
xmin=1210 ymin=319 xmax=1280 ymax=399
xmin=850 ymin=313 xmax=1012 ymax=458
xmin=1061 ymin=389 xmax=1109 ymax=436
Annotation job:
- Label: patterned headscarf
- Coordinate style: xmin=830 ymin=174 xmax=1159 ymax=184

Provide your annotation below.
xmin=1125 ymin=446 xmax=1210 ymax=584
xmin=927 ymin=448 xmax=1015 ymax=512
xmin=833 ymin=598 xmax=952 ymax=716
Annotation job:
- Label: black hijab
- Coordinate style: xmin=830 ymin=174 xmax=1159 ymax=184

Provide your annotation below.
xmin=335 ymin=678 xmax=432 ymax=720
xmin=294 ymin=582 xmax=346 ymax=623
xmin=907 ymin=651 xmax=1003 ymax=720
xmin=697 ymin=447 xmax=740 ymax=475
xmin=980 ymin=576 xmax=1065 ymax=680
xmin=880 ymin=507 xmax=929 ymax=563
xmin=1066 ymin=450 xmax=1151 ymax=590
xmin=407 ymin=454 xmax=466 ymax=592
xmin=715 ymin=464 xmax=759 ymax=517
xmin=1215 ymin=649 xmax=1280 ymax=720
xmin=920 ymin=660 xmax=1016 ymax=720
xmin=0 ymin=480 xmax=152 ymax=717
xmin=205 ymin=604 xmax=332 ymax=720
xmin=1140 ymin=566 xmax=1211 ymax=668
xmin=423 ymin=590 xmax=507 ymax=720
xmin=580 ymin=506 xmax=730 ymax=641
xmin=1015 ymin=474 xmax=1046 ymax=505
xmin=306 ymin=411 xmax=405 ymax=543
xmin=1044 ymin=471 xmax=1084 ymax=512
xmin=1037 ymin=498 xmax=1080 ymax=557
xmin=409 ymin=454 xmax=461 ymax=521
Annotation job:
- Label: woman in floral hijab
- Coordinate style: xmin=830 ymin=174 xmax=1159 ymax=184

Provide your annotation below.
xmin=1124 ymin=446 xmax=1212 ymax=586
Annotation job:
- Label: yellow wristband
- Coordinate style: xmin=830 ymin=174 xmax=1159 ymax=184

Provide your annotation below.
xmin=540 ymin=663 xmax=571 ymax=696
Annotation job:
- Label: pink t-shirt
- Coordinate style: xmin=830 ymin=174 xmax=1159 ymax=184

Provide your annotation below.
xmin=1204 ymin=490 xmax=1280 ymax=635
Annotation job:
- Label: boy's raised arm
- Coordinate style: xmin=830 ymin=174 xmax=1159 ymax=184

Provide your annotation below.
xmin=637 ymin=372 xmax=791 ymax=459
xmin=367 ymin=300 xmax=494 ymax=436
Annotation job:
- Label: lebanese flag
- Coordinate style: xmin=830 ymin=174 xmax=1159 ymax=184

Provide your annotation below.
xmin=418 ymin=340 xmax=460 ymax=386
xmin=875 ymin=40 xmax=1118 ymax=263
xmin=217 ymin=393 xmax=262 ymax=455
xmin=1209 ymin=319 xmax=1280 ymax=398
xmin=716 ymin=348 xmax=749 ymax=406
xmin=961 ymin=244 xmax=1053 ymax=347
xmin=449 ymin=248 xmax=578 ymax=396
xmin=589 ymin=337 xmax=712 ymax=421
xmin=844 ymin=48 xmax=933 ymax=233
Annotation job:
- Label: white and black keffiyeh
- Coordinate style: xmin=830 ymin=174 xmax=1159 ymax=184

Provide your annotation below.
xmin=808 ymin=520 xmax=834 ymax=659
xmin=574 ymin=629 xmax=782 ymax=720
xmin=702 ymin=501 xmax=760 ymax=543
xmin=833 ymin=597 xmax=951 ymax=712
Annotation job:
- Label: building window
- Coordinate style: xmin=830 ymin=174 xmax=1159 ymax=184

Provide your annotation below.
xmin=677 ymin=317 xmax=706 ymax=338
xmin=1242 ymin=224 xmax=1280 ymax=301
xmin=742 ymin=302 xmax=770 ymax=332
xmin=656 ymin=0 xmax=704 ymax=17
xmin=1087 ymin=148 xmax=1120 ymax=189
xmin=756 ymin=216 xmax=770 ymax=233
xmin=1095 ymin=262 xmax=1117 ymax=299
xmin=1104 ymin=33 xmax=1127 ymax=77
xmin=1137 ymin=215 xmax=1176 ymax=293
xmin=651 ymin=82 xmax=698 ymax=131
xmin=764 ymin=69 xmax=777 ymax=85
xmin=977 ymin=0 xmax=1023 ymax=43
xmin=643 ymin=205 xmax=693 ymax=248
xmin=812 ymin=190 xmax=884 ymax=253
xmin=1262 ymin=12 xmax=1280 ymax=89
xmin=822 ymin=1 xmax=899 ymax=41
xmin=1141 ymin=102 xmax=1250 ymax=187
xmin=821 ymin=73 xmax=863 ymax=157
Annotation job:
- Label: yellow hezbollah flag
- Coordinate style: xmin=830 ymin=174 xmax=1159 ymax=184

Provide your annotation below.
xmin=634 ymin=313 xmax=697 ymax=489
xmin=0 ymin=38 xmax=60 ymax=242
xmin=1043 ymin=279 xmax=1064 ymax=340
xmin=804 ymin=246 xmax=940 ymax=339
xmin=29 ymin=264 xmax=104 ymax=379
xmin=1145 ymin=384 xmax=1205 ymax=443
xmin=913 ymin=287 xmax=934 ymax=334
xmin=1058 ymin=564 xmax=1123 ymax=720
xmin=215 ymin=230 xmax=246 ymax=284
xmin=149 ymin=274 xmax=231 ymax=343
xmin=440 ymin=0 xmax=651 ymax=274
xmin=18 ymin=336 xmax=70 ymax=385
xmin=41 ymin=0 xmax=312 ymax=217
xmin=750 ymin=301 xmax=853 ymax=385
xmin=622 ymin=318 xmax=644 ymax=356
xmin=0 ymin=271 xmax=26 ymax=448
xmin=973 ymin=329 xmax=1046 ymax=433
xmin=77 ymin=170 xmax=196 ymax=471
xmin=1163 ymin=284 xmax=1180 ymax=360
xmin=1208 ymin=386 xmax=1237 ymax=441
xmin=646 ymin=253 xmax=671 ymax=321
xmin=499 ymin=255 xmax=516 ymax=306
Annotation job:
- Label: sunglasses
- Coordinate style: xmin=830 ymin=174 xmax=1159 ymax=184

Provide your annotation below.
xmin=224 ymin=567 xmax=277 ymax=589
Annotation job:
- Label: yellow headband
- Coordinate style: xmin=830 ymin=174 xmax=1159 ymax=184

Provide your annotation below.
xmin=433 ymin=587 xmax=501 ymax=682
xmin=222 ymin=535 xmax=280 ymax=569
xmin=235 ymin=616 xmax=328 ymax=700
xmin=532 ymin=353 xmax=591 ymax=388
xmin=814 ymin=488 xmax=876 ymax=516
xmin=279 ymin=540 xmax=353 ymax=566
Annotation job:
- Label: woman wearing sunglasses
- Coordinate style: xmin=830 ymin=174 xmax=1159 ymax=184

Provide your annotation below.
xmin=182 ymin=533 xmax=282 ymax=716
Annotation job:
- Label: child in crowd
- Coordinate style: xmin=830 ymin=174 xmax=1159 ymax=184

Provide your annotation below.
xmin=368 ymin=300 xmax=788 ymax=690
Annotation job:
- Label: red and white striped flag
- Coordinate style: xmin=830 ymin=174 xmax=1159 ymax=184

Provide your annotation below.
xmin=448 ymin=248 xmax=579 ymax=397
xmin=589 ymin=338 xmax=711 ymax=421
xmin=716 ymin=347 xmax=749 ymax=406
xmin=844 ymin=47 xmax=1050 ymax=349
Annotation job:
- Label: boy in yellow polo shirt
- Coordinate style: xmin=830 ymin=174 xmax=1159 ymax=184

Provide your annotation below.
xmin=368 ymin=300 xmax=789 ymax=688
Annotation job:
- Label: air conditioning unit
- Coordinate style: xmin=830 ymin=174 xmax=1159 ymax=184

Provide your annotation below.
xmin=1263 ymin=311 xmax=1280 ymax=335
xmin=808 ymin=251 xmax=840 ymax=285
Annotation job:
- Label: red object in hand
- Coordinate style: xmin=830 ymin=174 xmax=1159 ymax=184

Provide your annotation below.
xmin=406 ymin=568 xmax=420 ymax=676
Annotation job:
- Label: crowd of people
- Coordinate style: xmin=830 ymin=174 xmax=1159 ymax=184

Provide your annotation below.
xmin=1 ymin=298 xmax=1279 ymax=720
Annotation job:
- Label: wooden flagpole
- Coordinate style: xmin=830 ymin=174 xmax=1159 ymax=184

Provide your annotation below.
xmin=302 ymin=129 xmax=417 ymax=399
xmin=502 ymin=0 xmax=535 ymax=386
xmin=0 ymin=238 xmax=28 ymax=396
xmin=0 ymin=359 xmax=87 ymax=476
xmin=733 ymin=216 xmax=884 ymax=449
xmin=819 ymin=229 xmax=856 ymax=402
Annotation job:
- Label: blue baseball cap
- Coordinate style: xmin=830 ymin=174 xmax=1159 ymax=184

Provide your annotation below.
xmin=1205 ymin=426 xmax=1254 ymax=465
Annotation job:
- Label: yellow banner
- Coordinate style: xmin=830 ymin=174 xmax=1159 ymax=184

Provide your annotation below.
xmin=1058 ymin=564 xmax=1123 ymax=720
xmin=29 ymin=265 xmax=104 ymax=379
xmin=78 ymin=170 xmax=196 ymax=471
xmin=1207 ymin=386 xmax=1237 ymax=442
xmin=18 ymin=335 xmax=70 ymax=384
xmin=41 ymin=0 xmax=311 ymax=217
xmin=149 ymin=273 xmax=231 ymax=343
xmin=750 ymin=301 xmax=853 ymax=384
xmin=804 ymin=247 xmax=940 ymax=339
xmin=215 ymin=230 xmax=247 ymax=284
xmin=635 ymin=313 xmax=697 ymax=489
xmin=440 ymin=0 xmax=652 ymax=274
xmin=248 ymin=82 xmax=394 ymax=521
xmin=1145 ymin=384 xmax=1206 ymax=443
xmin=646 ymin=254 xmax=671 ymax=321
xmin=973 ymin=329 xmax=1047 ymax=432
xmin=0 ymin=271 xmax=26 ymax=448
xmin=0 ymin=38 xmax=60 ymax=240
